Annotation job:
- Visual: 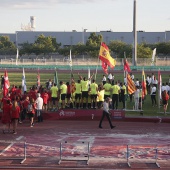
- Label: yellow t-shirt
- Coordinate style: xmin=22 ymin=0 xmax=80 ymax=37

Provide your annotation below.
xmin=50 ymin=86 xmax=58 ymax=97
xmin=103 ymin=83 xmax=111 ymax=95
xmin=98 ymin=90 xmax=104 ymax=102
xmin=60 ymin=84 xmax=67 ymax=94
xmin=122 ymin=85 xmax=127 ymax=94
xmin=111 ymin=85 xmax=120 ymax=94
xmin=81 ymin=80 xmax=89 ymax=91
xmin=75 ymin=83 xmax=82 ymax=94
xmin=90 ymin=83 xmax=98 ymax=95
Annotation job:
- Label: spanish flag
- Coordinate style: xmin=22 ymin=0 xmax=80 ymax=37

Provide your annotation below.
xmin=127 ymin=74 xmax=136 ymax=95
xmin=99 ymin=42 xmax=116 ymax=74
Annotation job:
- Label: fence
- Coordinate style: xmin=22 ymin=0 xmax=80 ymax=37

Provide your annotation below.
xmin=0 ymin=58 xmax=170 ymax=71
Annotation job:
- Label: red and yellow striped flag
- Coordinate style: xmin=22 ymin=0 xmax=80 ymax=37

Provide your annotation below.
xmin=127 ymin=73 xmax=136 ymax=94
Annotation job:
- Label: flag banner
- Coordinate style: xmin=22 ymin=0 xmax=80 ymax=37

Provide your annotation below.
xmin=22 ymin=68 xmax=27 ymax=93
xmin=54 ymin=69 xmax=59 ymax=86
xmin=37 ymin=69 xmax=40 ymax=88
xmin=158 ymin=69 xmax=162 ymax=109
xmin=99 ymin=42 xmax=116 ymax=74
xmin=142 ymin=69 xmax=147 ymax=99
xmin=88 ymin=67 xmax=91 ymax=85
xmin=124 ymin=58 xmax=131 ymax=72
xmin=127 ymin=73 xmax=136 ymax=95
xmin=151 ymin=48 xmax=156 ymax=66
xmin=69 ymin=49 xmax=72 ymax=67
xmin=3 ymin=70 xmax=10 ymax=97
xmin=102 ymin=61 xmax=108 ymax=74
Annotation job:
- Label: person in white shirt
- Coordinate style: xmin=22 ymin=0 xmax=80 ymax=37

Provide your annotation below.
xmin=161 ymin=83 xmax=167 ymax=92
xmin=152 ymin=77 xmax=158 ymax=88
xmin=130 ymin=73 xmax=134 ymax=81
xmin=99 ymin=97 xmax=115 ymax=129
xmin=108 ymin=73 xmax=112 ymax=84
xmin=150 ymin=84 xmax=157 ymax=107
xmin=165 ymin=82 xmax=170 ymax=95
xmin=102 ymin=75 xmax=106 ymax=85
xmin=35 ymin=93 xmax=44 ymax=122
xmin=135 ymin=78 xmax=139 ymax=87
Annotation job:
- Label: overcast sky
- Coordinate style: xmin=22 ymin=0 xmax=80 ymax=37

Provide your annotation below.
xmin=0 ymin=0 xmax=169 ymax=33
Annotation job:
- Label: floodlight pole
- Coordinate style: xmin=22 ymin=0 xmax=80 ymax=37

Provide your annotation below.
xmin=132 ymin=0 xmax=137 ymax=66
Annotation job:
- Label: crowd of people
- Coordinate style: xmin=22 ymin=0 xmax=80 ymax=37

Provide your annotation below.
xmin=1 ymin=72 xmax=170 ymax=133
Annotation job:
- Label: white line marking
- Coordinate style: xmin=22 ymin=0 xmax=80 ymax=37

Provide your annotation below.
xmin=0 ymin=142 xmax=14 ymax=155
xmin=16 ymin=136 xmax=24 ymax=141
xmin=0 ymin=136 xmax=24 ymax=155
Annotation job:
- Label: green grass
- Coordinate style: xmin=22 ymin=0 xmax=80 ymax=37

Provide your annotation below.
xmin=2 ymin=70 xmax=170 ymax=117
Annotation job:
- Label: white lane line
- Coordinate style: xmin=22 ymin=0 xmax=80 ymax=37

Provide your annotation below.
xmin=0 ymin=136 xmax=24 ymax=155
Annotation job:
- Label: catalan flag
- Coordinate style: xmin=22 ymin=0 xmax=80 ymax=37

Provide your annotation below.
xmin=99 ymin=42 xmax=116 ymax=74
xmin=127 ymin=73 xmax=136 ymax=95
xmin=142 ymin=69 xmax=147 ymax=99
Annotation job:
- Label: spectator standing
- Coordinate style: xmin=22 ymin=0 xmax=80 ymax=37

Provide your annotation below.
xmin=35 ymin=93 xmax=43 ymax=122
xmin=150 ymin=84 xmax=157 ymax=107
xmin=11 ymin=101 xmax=21 ymax=134
xmin=2 ymin=100 xmax=12 ymax=134
xmin=162 ymin=90 xmax=169 ymax=114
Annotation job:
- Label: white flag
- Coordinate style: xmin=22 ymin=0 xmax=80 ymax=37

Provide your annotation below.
xmin=69 ymin=49 xmax=72 ymax=67
xmin=22 ymin=68 xmax=27 ymax=93
xmin=151 ymin=48 xmax=156 ymax=66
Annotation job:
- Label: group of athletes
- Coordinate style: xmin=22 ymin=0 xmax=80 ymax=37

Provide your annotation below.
xmin=1 ymin=72 xmax=170 ymax=133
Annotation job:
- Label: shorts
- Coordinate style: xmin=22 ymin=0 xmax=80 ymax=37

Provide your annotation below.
xmin=66 ymin=93 xmax=71 ymax=99
xmin=75 ymin=93 xmax=81 ymax=100
xmin=28 ymin=113 xmax=34 ymax=118
xmin=52 ymin=97 xmax=59 ymax=102
xmin=163 ymin=100 xmax=168 ymax=105
xmin=82 ymin=91 xmax=88 ymax=98
xmin=61 ymin=94 xmax=66 ymax=100
xmin=91 ymin=94 xmax=97 ymax=100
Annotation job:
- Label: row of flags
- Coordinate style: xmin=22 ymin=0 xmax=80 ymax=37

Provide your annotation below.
xmin=2 ymin=43 xmax=159 ymax=104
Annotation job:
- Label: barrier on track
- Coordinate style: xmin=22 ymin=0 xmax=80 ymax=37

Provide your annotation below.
xmin=1 ymin=139 xmax=170 ymax=168
xmin=58 ymin=141 xmax=90 ymax=165
xmin=0 ymin=139 xmax=26 ymax=164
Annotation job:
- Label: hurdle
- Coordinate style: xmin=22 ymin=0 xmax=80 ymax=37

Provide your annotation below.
xmin=58 ymin=141 xmax=90 ymax=165
xmin=0 ymin=139 xmax=27 ymax=164
xmin=126 ymin=144 xmax=160 ymax=168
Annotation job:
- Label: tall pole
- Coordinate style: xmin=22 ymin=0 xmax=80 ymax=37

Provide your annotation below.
xmin=133 ymin=0 xmax=137 ymax=66
xmin=16 ymin=31 xmax=18 ymax=65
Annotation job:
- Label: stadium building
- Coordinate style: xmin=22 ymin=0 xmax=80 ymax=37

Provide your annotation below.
xmin=0 ymin=30 xmax=170 ymax=47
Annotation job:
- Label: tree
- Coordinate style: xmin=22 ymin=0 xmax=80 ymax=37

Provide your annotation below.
xmin=137 ymin=44 xmax=152 ymax=58
xmin=109 ymin=40 xmax=132 ymax=58
xmin=0 ymin=36 xmax=16 ymax=55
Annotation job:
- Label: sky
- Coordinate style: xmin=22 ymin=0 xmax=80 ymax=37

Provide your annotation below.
xmin=0 ymin=0 xmax=170 ymax=33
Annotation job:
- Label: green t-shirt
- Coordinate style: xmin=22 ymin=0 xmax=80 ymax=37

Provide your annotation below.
xmin=75 ymin=83 xmax=82 ymax=94
xmin=90 ymin=83 xmax=98 ymax=94
xmin=81 ymin=80 xmax=89 ymax=91
xmin=60 ymin=84 xmax=67 ymax=94
xmin=50 ymin=86 xmax=58 ymax=97
xmin=103 ymin=83 xmax=111 ymax=95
